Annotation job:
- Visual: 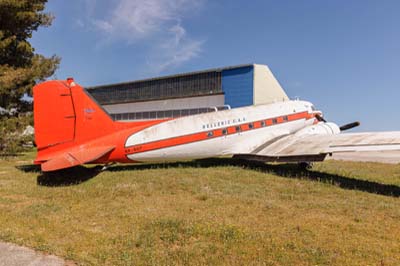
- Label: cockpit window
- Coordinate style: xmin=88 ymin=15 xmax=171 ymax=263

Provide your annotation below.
xmin=311 ymin=105 xmax=316 ymax=111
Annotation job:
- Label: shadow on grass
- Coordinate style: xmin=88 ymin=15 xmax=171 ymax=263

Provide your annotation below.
xmin=36 ymin=166 xmax=103 ymax=187
xmin=108 ymin=158 xmax=400 ymax=197
xmin=15 ymin=158 xmax=400 ymax=196
xmin=16 ymin=164 xmax=102 ymax=187
xmin=15 ymin=164 xmax=41 ymax=173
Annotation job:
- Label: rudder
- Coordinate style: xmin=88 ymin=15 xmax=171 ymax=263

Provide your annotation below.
xmin=33 ymin=80 xmax=76 ymax=149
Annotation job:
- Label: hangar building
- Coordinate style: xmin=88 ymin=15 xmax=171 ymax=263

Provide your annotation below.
xmin=86 ymin=64 xmax=289 ymax=121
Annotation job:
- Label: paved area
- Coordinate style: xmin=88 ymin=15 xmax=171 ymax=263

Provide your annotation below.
xmin=329 ymin=151 xmax=400 ymax=164
xmin=0 ymin=242 xmax=68 ymax=266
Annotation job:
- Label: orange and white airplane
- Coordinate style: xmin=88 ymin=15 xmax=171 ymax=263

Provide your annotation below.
xmin=33 ymin=78 xmax=400 ymax=172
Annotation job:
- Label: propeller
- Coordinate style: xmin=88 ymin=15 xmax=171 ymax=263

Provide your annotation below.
xmin=315 ymin=113 xmax=360 ymax=131
xmin=339 ymin=121 xmax=360 ymax=131
xmin=315 ymin=113 xmax=327 ymax=123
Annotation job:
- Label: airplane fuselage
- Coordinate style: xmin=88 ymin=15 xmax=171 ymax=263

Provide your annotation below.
xmin=115 ymin=100 xmax=318 ymax=163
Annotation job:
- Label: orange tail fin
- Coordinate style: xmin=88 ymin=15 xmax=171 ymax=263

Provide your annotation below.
xmin=34 ymin=78 xmax=116 ymax=162
xmin=34 ymin=80 xmax=76 ymax=149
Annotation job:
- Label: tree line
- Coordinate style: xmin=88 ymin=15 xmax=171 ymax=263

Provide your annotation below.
xmin=0 ymin=0 xmax=59 ymax=153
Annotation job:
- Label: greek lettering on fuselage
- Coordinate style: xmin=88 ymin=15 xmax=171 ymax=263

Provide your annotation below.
xmin=202 ymin=117 xmax=247 ymax=130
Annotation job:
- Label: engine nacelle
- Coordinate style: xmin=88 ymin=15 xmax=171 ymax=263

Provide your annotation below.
xmin=295 ymin=122 xmax=340 ymax=136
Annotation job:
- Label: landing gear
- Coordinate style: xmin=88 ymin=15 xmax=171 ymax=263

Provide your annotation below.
xmin=298 ymin=162 xmax=313 ymax=171
xmin=101 ymin=162 xmax=116 ymax=171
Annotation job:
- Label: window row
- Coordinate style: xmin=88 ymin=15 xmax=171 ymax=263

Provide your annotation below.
xmin=206 ymin=116 xmax=290 ymax=138
xmin=88 ymin=72 xmax=222 ymax=105
xmin=111 ymin=106 xmax=228 ymax=121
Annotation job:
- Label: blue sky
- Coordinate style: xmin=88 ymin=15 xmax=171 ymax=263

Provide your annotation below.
xmin=31 ymin=0 xmax=399 ymax=131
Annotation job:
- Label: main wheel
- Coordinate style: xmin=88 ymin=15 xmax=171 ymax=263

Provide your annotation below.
xmin=298 ymin=162 xmax=313 ymax=171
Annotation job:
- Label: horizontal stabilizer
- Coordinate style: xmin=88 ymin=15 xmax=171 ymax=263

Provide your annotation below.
xmin=41 ymin=146 xmax=115 ymax=172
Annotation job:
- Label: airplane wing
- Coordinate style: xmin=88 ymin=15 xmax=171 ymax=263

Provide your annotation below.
xmin=234 ymin=132 xmax=400 ymax=162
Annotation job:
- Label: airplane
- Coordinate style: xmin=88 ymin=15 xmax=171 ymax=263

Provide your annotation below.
xmin=33 ymin=78 xmax=400 ymax=172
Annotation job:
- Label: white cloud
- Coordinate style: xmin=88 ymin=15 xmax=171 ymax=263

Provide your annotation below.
xmin=74 ymin=19 xmax=85 ymax=28
xmin=93 ymin=0 xmax=201 ymax=40
xmin=83 ymin=0 xmax=204 ymax=72
xmin=149 ymin=24 xmax=204 ymax=72
xmin=93 ymin=20 xmax=113 ymax=33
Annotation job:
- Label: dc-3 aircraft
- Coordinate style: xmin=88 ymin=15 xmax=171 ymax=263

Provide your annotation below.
xmin=33 ymin=78 xmax=400 ymax=172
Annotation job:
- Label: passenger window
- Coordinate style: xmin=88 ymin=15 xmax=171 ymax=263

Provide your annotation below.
xmin=261 ymin=121 xmax=266 ymax=127
xmin=272 ymin=118 xmax=278 ymax=124
xmin=235 ymin=126 xmax=241 ymax=132
xmin=248 ymin=123 xmax=254 ymax=129
xmin=222 ymin=128 xmax=228 ymax=135
xmin=283 ymin=116 xmax=288 ymax=122
xmin=207 ymin=131 xmax=214 ymax=137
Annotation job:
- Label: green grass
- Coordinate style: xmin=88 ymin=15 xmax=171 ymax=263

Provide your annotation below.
xmin=0 ymin=151 xmax=399 ymax=265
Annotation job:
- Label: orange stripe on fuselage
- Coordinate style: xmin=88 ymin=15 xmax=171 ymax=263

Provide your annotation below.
xmin=125 ymin=111 xmax=313 ymax=156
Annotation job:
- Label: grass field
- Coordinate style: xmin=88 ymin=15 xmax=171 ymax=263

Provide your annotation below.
xmin=0 ymin=151 xmax=399 ymax=265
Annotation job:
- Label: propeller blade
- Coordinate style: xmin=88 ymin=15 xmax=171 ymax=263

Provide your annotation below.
xmin=315 ymin=112 xmax=359 ymax=131
xmin=315 ymin=114 xmax=327 ymax=123
xmin=340 ymin=121 xmax=360 ymax=131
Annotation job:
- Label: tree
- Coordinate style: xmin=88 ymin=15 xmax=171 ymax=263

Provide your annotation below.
xmin=0 ymin=0 xmax=60 ymax=153
xmin=0 ymin=0 xmax=60 ymax=110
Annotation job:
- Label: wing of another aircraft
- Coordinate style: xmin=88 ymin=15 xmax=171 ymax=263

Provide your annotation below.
xmin=234 ymin=131 xmax=400 ymax=162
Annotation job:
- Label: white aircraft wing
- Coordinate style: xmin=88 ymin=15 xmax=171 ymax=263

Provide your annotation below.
xmin=235 ymin=132 xmax=400 ymax=162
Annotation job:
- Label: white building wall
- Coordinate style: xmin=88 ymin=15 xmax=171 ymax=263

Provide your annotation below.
xmin=253 ymin=64 xmax=289 ymax=105
xmin=103 ymin=94 xmax=225 ymax=114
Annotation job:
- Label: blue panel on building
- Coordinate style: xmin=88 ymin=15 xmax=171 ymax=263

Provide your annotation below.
xmin=222 ymin=66 xmax=253 ymax=108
